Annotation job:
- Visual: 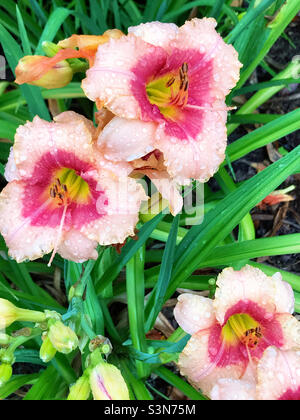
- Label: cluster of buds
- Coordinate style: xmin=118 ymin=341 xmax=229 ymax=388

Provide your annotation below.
xmin=0 ymin=299 xmax=79 ymax=385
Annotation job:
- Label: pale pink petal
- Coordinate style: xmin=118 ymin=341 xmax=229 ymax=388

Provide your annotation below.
xmin=98 ymin=117 xmax=155 ymax=162
xmin=154 ymin=105 xmax=227 ymax=182
xmin=173 ymin=18 xmax=242 ymax=99
xmin=13 ymin=111 xmax=96 ymax=180
xmin=210 ymin=378 xmax=256 ymax=400
xmin=274 ymin=313 xmax=300 ymax=350
xmin=5 ymin=147 xmax=20 ymax=182
xmin=174 ymin=294 xmax=216 ymax=335
xmin=0 ymin=181 xmax=57 ymax=262
xmin=80 ymin=169 xmax=147 ymax=245
xmin=214 ymin=265 xmax=295 ymax=325
xmin=139 ymin=169 xmax=183 ymax=216
xmin=256 ymin=347 xmax=300 ymax=400
xmin=82 ymin=35 xmax=167 ymax=119
xmin=178 ymin=328 xmax=245 ymax=396
xmin=57 ymin=230 xmax=98 ymax=263
xmin=128 ymin=21 xmax=179 ymax=48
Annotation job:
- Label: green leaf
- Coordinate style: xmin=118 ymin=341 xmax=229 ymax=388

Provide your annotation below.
xmin=0 ymin=23 xmax=50 ymax=120
xmin=0 ymin=374 xmax=39 ymax=399
xmin=145 ymin=215 xmax=179 ymax=332
xmin=35 ymin=8 xmax=71 ymax=55
xmin=95 ymin=212 xmax=165 ymax=294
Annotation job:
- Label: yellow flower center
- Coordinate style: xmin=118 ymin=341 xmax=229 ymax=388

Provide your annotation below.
xmin=221 ymin=314 xmax=263 ymax=349
xmin=48 ymin=168 xmax=90 ymax=207
xmin=146 ymin=62 xmax=189 ymax=120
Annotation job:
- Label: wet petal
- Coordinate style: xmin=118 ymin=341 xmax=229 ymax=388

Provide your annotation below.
xmin=128 ymin=21 xmax=179 ymax=48
xmin=0 ymin=181 xmax=57 ymax=262
xmin=80 ymin=169 xmax=147 ymax=245
xmin=257 ymin=347 xmax=300 ymax=400
xmin=210 ymin=378 xmax=256 ymax=400
xmin=174 ymin=293 xmax=216 ymax=334
xmin=98 ymin=117 xmax=156 ymax=162
xmin=57 ymin=230 xmax=98 ymax=263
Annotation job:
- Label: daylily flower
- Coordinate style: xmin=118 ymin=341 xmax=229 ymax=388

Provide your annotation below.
xmin=210 ymin=347 xmax=300 ymax=400
xmin=0 ymin=111 xmax=146 ymax=264
xmin=15 ymin=30 xmax=123 ymax=89
xmin=82 ymin=18 xmax=242 ymax=184
xmin=89 ymin=362 xmax=130 ymax=400
xmin=174 ymin=265 xmax=300 ymax=396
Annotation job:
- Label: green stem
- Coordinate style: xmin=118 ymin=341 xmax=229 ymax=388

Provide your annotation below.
xmin=126 ymin=247 xmax=148 ymax=379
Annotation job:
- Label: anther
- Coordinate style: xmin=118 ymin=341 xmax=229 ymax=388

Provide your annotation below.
xmin=166 ymin=77 xmax=175 ymax=87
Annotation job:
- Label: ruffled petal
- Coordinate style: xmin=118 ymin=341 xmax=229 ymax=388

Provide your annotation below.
xmin=13 ymin=111 xmax=96 ymax=180
xmin=57 ymin=229 xmax=98 ymax=263
xmin=174 ymin=293 xmax=216 ymax=334
xmin=178 ymin=327 xmax=245 ymax=396
xmin=98 ymin=117 xmax=156 ymax=162
xmin=256 ymin=347 xmax=300 ymax=400
xmin=82 ymin=34 xmax=167 ymax=119
xmin=173 ymin=18 xmax=242 ymax=99
xmin=210 ymin=378 xmax=256 ymax=400
xmin=275 ymin=313 xmax=300 ymax=350
xmin=0 ymin=182 xmax=57 ymax=262
xmin=154 ymin=105 xmax=227 ymax=182
xmin=80 ymin=169 xmax=147 ymax=245
xmin=128 ymin=21 xmax=179 ymax=48
xmin=214 ymin=265 xmax=295 ymax=325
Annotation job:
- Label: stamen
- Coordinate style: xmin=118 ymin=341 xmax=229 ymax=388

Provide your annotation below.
xmin=48 ymin=203 xmax=68 ymax=267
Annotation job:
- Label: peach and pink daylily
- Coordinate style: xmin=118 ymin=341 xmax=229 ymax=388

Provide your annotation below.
xmin=82 ymin=18 xmax=242 ymax=184
xmin=174 ymin=265 xmax=300 ymax=397
xmin=0 ymin=111 xmax=146 ymax=264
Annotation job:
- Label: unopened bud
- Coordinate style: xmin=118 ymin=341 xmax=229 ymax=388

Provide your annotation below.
xmin=0 ymin=298 xmax=46 ymax=329
xmin=89 ymin=362 xmax=129 ymax=400
xmin=0 ymin=363 xmax=12 ymax=386
xmin=48 ymin=321 xmax=78 ymax=354
xmin=15 ymin=55 xmax=73 ymax=89
xmin=67 ymin=373 xmax=91 ymax=400
xmin=40 ymin=334 xmax=57 ymax=363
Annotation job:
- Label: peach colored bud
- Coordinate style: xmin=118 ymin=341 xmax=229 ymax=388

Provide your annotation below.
xmin=89 ymin=362 xmax=130 ymax=400
xmin=15 ymin=55 xmax=73 ymax=89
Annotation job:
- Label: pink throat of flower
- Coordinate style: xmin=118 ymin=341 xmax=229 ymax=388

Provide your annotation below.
xmin=203 ymin=300 xmax=285 ymax=375
xmin=21 ymin=150 xmax=108 ymax=230
xmin=130 ymin=48 xmax=215 ymax=140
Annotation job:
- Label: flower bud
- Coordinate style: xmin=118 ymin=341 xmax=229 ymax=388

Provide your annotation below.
xmin=15 ymin=55 xmax=73 ymax=89
xmin=0 ymin=363 xmax=12 ymax=386
xmin=67 ymin=374 xmax=91 ymax=400
xmin=40 ymin=334 xmax=57 ymax=363
xmin=89 ymin=362 xmax=130 ymax=400
xmin=48 ymin=321 xmax=78 ymax=354
xmin=0 ymin=298 xmax=46 ymax=329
